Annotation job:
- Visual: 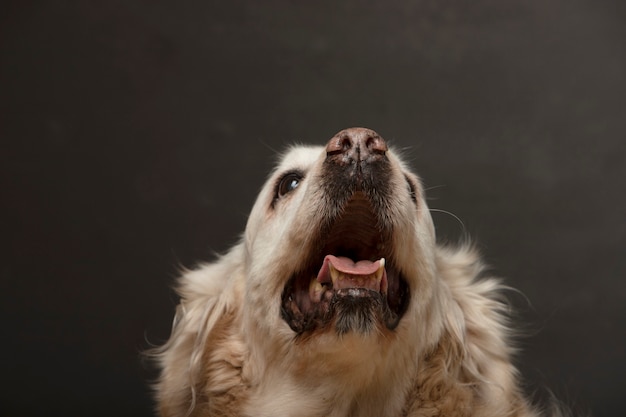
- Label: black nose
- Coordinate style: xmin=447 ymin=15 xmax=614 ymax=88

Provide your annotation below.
xmin=326 ymin=127 xmax=388 ymax=164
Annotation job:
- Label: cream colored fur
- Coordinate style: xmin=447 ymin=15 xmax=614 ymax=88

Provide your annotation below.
xmin=152 ymin=144 xmax=548 ymax=417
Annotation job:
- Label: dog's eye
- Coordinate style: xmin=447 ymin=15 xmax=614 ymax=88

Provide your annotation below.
xmin=277 ymin=172 xmax=303 ymax=198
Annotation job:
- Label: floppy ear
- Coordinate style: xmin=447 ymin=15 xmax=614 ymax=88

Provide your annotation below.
xmin=151 ymin=244 xmax=246 ymax=417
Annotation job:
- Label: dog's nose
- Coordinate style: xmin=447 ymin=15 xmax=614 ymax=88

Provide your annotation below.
xmin=326 ymin=127 xmax=388 ymax=163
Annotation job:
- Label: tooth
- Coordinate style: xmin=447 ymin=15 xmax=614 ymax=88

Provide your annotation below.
xmin=375 ymin=258 xmax=385 ymax=283
xmin=329 ymin=263 xmax=340 ymax=286
xmin=309 ymin=278 xmax=323 ymax=302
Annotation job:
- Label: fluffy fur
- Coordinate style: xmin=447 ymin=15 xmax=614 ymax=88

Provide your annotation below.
xmin=152 ymin=129 xmax=551 ymax=417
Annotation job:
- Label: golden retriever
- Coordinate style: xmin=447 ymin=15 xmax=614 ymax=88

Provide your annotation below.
xmin=152 ymin=128 xmax=556 ymax=416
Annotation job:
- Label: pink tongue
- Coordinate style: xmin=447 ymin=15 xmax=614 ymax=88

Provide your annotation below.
xmin=316 ymin=255 xmax=382 ymax=284
xmin=325 ymin=255 xmax=381 ymax=275
xmin=316 ymin=255 xmax=389 ymax=294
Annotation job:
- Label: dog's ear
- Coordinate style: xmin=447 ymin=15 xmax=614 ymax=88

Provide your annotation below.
xmin=151 ymin=244 xmax=246 ymax=416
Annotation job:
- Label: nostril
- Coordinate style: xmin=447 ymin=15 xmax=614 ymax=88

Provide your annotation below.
xmin=326 ymin=135 xmax=354 ymax=156
xmin=366 ymin=135 xmax=387 ymax=155
xmin=340 ymin=136 xmax=352 ymax=152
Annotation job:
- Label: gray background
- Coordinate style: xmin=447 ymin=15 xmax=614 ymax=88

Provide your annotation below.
xmin=1 ymin=1 xmax=624 ymax=416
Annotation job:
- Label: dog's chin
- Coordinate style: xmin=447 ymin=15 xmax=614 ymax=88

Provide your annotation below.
xmin=330 ymin=288 xmax=389 ymax=335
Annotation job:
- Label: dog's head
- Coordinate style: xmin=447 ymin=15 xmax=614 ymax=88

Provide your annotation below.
xmin=242 ymin=128 xmax=441 ymax=360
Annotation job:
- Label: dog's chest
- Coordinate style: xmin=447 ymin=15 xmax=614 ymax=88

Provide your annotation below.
xmin=241 ymin=376 xmax=406 ymax=417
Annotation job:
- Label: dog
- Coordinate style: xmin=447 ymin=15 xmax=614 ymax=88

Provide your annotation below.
xmin=152 ymin=128 xmax=556 ymax=416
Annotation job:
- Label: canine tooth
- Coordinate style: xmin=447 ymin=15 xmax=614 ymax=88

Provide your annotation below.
xmin=309 ymin=278 xmax=324 ymax=302
xmin=329 ymin=263 xmax=340 ymax=286
xmin=375 ymin=258 xmax=385 ymax=283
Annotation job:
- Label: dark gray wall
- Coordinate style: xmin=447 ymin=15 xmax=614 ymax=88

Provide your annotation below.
xmin=1 ymin=1 xmax=624 ymax=416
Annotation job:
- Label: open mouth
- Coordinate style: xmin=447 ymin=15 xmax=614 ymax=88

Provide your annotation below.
xmin=280 ymin=192 xmax=410 ymax=335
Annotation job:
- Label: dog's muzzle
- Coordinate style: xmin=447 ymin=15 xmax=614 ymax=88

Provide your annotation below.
xmin=281 ymin=128 xmax=410 ymax=335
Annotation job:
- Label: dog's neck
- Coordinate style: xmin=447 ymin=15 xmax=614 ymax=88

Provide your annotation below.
xmin=243 ymin=324 xmax=417 ymax=417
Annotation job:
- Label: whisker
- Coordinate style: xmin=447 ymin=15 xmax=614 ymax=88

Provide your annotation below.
xmin=429 ymin=208 xmax=466 ymax=232
xmin=424 ymin=184 xmax=447 ymax=192
xmin=257 ymin=138 xmax=281 ymax=154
